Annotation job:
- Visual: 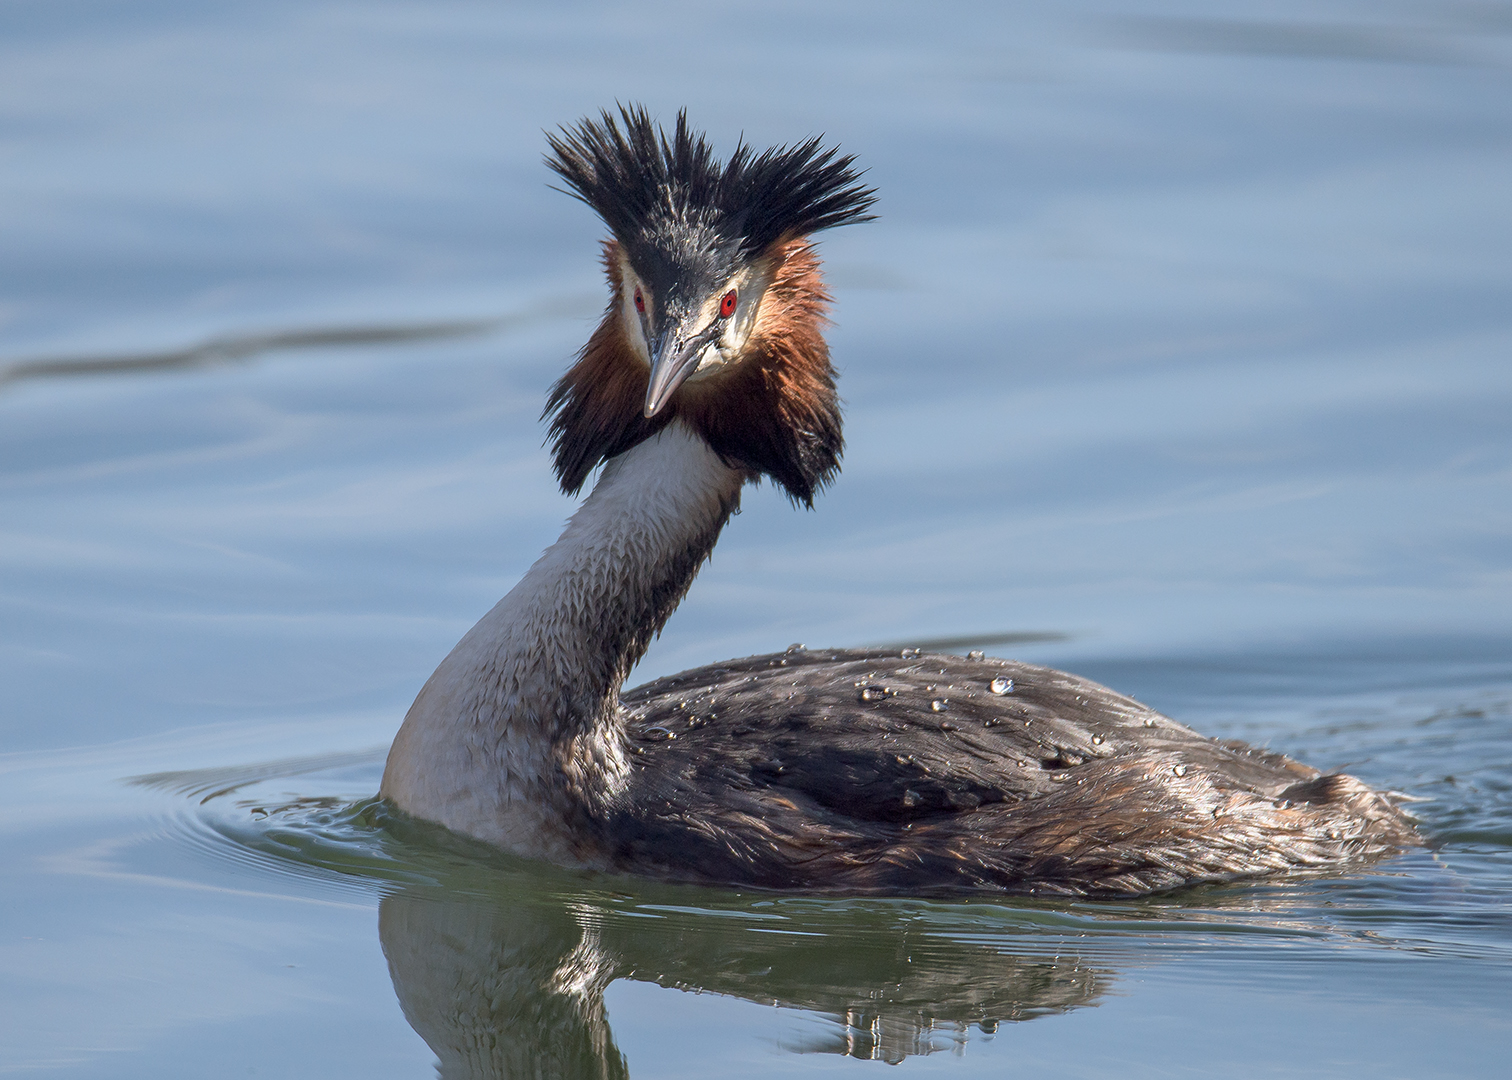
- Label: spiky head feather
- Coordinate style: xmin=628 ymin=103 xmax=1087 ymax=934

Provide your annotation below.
xmin=545 ymin=105 xmax=876 ymax=284
xmin=542 ymin=108 xmax=873 ymax=506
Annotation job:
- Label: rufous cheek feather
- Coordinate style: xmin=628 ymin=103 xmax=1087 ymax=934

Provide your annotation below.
xmin=543 ymin=238 xmax=842 ymax=507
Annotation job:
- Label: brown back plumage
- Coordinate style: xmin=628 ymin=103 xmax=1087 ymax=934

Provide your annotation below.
xmin=608 ymin=649 xmax=1420 ymax=897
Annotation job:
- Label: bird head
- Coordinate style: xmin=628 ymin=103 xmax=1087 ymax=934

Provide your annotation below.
xmin=542 ymin=106 xmax=875 ymax=507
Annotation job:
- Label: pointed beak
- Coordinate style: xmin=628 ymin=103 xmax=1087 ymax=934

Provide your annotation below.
xmin=644 ymin=320 xmax=722 ymax=418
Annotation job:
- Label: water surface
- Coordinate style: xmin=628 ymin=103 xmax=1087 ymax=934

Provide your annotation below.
xmin=2 ymin=1 xmax=1510 ymax=1075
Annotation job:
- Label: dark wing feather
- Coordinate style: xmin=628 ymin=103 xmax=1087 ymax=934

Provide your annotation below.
xmin=607 ymin=649 xmax=1416 ymax=895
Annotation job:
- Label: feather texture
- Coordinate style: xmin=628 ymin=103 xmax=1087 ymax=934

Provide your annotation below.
xmin=543 ymin=238 xmax=842 ymax=505
xmin=382 ymin=111 xmax=1418 ymax=896
xmin=608 ymin=650 xmax=1418 ymax=896
xmin=545 ymin=104 xmax=876 ymax=266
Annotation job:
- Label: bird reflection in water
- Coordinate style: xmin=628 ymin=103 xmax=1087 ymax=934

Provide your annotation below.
xmin=377 ymin=885 xmax=1107 ymax=1075
xmin=160 ymin=774 xmax=1427 ymax=1076
xmin=135 ymin=752 xmax=1113 ymax=1073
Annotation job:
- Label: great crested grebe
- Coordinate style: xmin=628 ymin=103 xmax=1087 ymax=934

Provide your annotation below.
xmin=380 ymin=107 xmax=1416 ymax=896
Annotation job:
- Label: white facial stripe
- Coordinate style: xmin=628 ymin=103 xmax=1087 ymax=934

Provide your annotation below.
xmin=616 ymin=251 xmax=777 ymax=379
xmin=618 ymin=258 xmax=652 ymax=364
xmin=688 ymin=259 xmax=778 ymax=381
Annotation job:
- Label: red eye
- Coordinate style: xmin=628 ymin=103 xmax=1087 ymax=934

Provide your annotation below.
xmin=719 ymin=289 xmax=737 ymax=318
xmin=633 ymin=289 xmax=645 ymax=314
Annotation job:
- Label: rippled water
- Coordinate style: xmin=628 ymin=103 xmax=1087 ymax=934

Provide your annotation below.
xmin=3 ymin=1 xmax=1510 ymax=1076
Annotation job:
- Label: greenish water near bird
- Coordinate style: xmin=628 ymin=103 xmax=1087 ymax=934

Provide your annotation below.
xmin=2 ymin=0 xmax=1510 ymax=1076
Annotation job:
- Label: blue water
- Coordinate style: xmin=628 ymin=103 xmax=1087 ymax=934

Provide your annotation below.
xmin=2 ymin=1 xmax=1510 ymax=1075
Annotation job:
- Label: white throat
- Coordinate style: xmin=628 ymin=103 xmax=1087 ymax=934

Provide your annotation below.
xmin=380 ymin=422 xmax=745 ymax=862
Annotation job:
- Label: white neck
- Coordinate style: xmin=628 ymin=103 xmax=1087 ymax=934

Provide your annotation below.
xmin=380 ymin=423 xmax=745 ymax=863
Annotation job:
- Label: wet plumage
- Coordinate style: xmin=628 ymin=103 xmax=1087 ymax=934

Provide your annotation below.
xmin=380 ymin=107 xmax=1416 ymax=896
xmin=614 ymin=649 xmax=1414 ymax=895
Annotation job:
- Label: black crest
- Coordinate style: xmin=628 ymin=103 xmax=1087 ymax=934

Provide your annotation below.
xmin=545 ymin=105 xmax=876 ymax=267
xmin=542 ymin=109 xmax=865 ymax=509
